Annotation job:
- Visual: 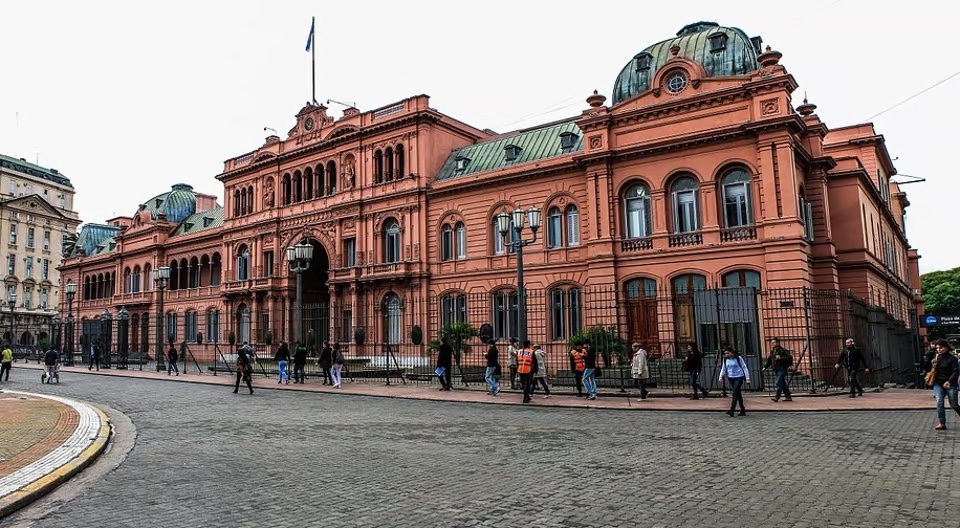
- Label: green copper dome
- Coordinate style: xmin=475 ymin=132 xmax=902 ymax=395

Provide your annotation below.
xmin=612 ymin=22 xmax=762 ymax=105
xmin=139 ymin=183 xmax=198 ymax=224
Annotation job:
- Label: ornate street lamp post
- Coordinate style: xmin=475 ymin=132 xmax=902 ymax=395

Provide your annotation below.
xmin=117 ymin=307 xmax=129 ymax=370
xmin=6 ymin=292 xmax=17 ymax=348
xmin=64 ymin=281 xmax=76 ymax=366
xmin=496 ymin=206 xmax=541 ymax=344
xmin=51 ymin=314 xmax=61 ymax=358
xmin=100 ymin=308 xmax=113 ymax=369
xmin=153 ymin=266 xmax=171 ymax=372
xmin=286 ymin=242 xmax=314 ymax=345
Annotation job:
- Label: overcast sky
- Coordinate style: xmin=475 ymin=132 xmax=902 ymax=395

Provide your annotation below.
xmin=1 ymin=1 xmax=955 ymax=273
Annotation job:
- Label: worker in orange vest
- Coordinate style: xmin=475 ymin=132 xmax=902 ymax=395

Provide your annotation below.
xmin=570 ymin=342 xmax=586 ymax=397
xmin=516 ymin=340 xmax=538 ymax=404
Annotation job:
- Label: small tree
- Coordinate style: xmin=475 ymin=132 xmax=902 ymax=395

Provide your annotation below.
xmin=568 ymin=326 xmax=627 ymax=367
xmin=428 ymin=322 xmax=479 ymax=366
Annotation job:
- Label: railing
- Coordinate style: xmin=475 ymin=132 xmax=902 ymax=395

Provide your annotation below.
xmin=668 ymin=232 xmax=703 ymax=247
xmin=373 ymin=103 xmax=404 ymax=120
xmin=720 ymin=226 xmax=758 ymax=242
xmin=365 ymin=261 xmax=411 ymax=276
xmin=620 ymin=237 xmax=653 ymax=252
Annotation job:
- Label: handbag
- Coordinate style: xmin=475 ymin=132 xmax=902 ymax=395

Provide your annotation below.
xmin=924 ymin=366 xmax=937 ymax=388
xmin=594 ymin=367 xmax=603 ymax=378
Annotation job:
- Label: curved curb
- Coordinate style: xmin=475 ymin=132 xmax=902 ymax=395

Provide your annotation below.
xmin=0 ymin=392 xmax=111 ymax=519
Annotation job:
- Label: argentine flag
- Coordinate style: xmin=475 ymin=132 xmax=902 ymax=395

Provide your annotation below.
xmin=305 ymin=17 xmax=315 ymax=52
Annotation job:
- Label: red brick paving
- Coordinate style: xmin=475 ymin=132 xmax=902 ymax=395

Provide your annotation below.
xmin=0 ymin=394 xmax=79 ymax=479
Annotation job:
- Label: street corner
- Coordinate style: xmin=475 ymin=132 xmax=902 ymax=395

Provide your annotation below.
xmin=0 ymin=390 xmax=111 ymax=518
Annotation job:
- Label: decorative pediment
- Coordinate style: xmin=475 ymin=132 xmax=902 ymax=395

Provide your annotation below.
xmin=3 ymin=194 xmax=69 ymax=220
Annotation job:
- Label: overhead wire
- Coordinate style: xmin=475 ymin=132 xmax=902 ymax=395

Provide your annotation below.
xmin=864 ymin=70 xmax=960 ymax=121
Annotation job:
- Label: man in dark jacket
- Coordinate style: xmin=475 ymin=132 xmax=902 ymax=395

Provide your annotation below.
xmin=293 ymin=341 xmax=308 ymax=384
xmin=437 ymin=337 xmax=453 ymax=391
xmin=167 ymin=344 xmax=180 ymax=376
xmin=318 ymin=341 xmax=333 ymax=385
xmin=43 ymin=349 xmax=59 ymax=384
xmin=764 ymin=338 xmax=794 ymax=402
xmin=836 ymin=338 xmax=870 ymax=398
xmin=275 ymin=341 xmax=291 ymax=384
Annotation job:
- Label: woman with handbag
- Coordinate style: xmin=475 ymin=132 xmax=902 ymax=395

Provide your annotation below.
xmin=924 ymin=339 xmax=960 ymax=430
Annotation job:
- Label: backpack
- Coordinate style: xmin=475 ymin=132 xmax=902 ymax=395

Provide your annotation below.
xmin=335 ymin=350 xmax=345 ymax=364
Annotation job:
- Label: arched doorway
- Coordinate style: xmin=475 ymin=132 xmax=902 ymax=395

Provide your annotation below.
xmin=297 ymin=238 xmax=330 ymax=346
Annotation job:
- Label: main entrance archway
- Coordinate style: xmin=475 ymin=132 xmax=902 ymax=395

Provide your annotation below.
xmin=297 ymin=238 xmax=330 ymax=347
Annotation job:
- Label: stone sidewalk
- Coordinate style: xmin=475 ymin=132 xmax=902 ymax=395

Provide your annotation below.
xmin=10 ymin=363 xmax=934 ymax=412
xmin=0 ymin=389 xmax=110 ymax=518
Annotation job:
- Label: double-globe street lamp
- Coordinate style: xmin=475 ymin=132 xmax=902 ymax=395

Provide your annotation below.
xmin=65 ymin=281 xmax=76 ymax=366
xmin=286 ymin=242 xmax=314 ymax=345
xmin=154 ymin=266 xmax=171 ymax=372
xmin=496 ymin=206 xmax=542 ymax=344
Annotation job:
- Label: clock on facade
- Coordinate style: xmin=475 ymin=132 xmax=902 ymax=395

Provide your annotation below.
xmin=304 ymin=117 xmax=315 ymax=130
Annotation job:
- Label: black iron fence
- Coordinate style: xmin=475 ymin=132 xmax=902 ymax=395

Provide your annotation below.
xmin=33 ymin=285 xmax=923 ymax=393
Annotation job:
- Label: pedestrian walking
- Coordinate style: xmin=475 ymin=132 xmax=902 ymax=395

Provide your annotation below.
xmin=319 ymin=341 xmax=333 ymax=385
xmin=331 ymin=344 xmax=345 ymax=389
xmin=516 ymin=340 xmax=536 ymax=404
xmin=763 ymin=338 xmax=793 ymax=402
xmin=569 ymin=342 xmax=586 ymax=397
xmin=924 ymin=339 xmax=960 ymax=430
xmin=507 ymin=338 xmax=519 ymax=390
xmin=275 ymin=341 xmax=291 ymax=384
xmin=89 ymin=343 xmax=100 ymax=371
xmin=293 ymin=341 xmax=308 ymax=384
xmin=233 ymin=345 xmax=254 ymax=395
xmin=485 ymin=340 xmax=501 ymax=396
xmin=630 ymin=342 xmax=650 ymax=401
xmin=532 ymin=344 xmax=551 ymax=398
xmin=836 ymin=338 xmax=870 ymax=398
xmin=719 ymin=345 xmax=750 ymax=417
xmin=167 ymin=344 xmax=180 ymax=376
xmin=681 ymin=343 xmax=709 ymax=399
xmin=42 ymin=349 xmax=59 ymax=384
xmin=582 ymin=341 xmax=600 ymax=400
xmin=0 ymin=344 xmax=13 ymax=382
xmin=436 ymin=336 xmax=453 ymax=391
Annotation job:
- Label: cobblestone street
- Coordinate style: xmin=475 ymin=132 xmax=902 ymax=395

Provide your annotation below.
xmin=2 ymin=371 xmax=957 ymax=528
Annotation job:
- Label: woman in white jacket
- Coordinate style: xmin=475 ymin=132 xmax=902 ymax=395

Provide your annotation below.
xmin=532 ymin=345 xmax=551 ymax=398
xmin=718 ymin=345 xmax=750 ymax=416
xmin=630 ymin=342 xmax=650 ymax=400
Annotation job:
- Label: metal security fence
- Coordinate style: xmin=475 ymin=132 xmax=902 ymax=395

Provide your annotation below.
xmin=37 ymin=284 xmax=922 ymax=393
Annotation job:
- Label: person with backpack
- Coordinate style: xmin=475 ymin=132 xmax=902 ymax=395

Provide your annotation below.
xmin=293 ymin=341 xmax=308 ymax=384
xmin=233 ymin=345 xmax=254 ymax=395
xmin=719 ymin=345 xmax=750 ymax=416
xmin=167 ymin=344 xmax=180 ymax=376
xmin=275 ymin=341 xmax=291 ymax=384
xmin=763 ymin=337 xmax=793 ymax=402
xmin=331 ymin=343 xmax=345 ymax=389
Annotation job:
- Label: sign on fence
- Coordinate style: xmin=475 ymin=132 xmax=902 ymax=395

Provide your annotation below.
xmin=923 ymin=315 xmax=960 ymax=327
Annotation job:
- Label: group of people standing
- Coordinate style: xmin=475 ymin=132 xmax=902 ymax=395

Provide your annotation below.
xmin=231 ymin=340 xmax=347 ymax=395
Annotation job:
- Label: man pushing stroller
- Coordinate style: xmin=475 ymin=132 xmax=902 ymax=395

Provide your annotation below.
xmin=41 ymin=349 xmax=60 ymax=384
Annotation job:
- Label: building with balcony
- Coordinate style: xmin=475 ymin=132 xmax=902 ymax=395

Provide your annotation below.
xmin=0 ymin=154 xmax=80 ymax=346
xmin=57 ymin=21 xmax=923 ymax=372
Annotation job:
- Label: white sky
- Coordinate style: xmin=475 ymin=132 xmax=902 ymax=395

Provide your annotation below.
xmin=1 ymin=1 xmax=955 ymax=273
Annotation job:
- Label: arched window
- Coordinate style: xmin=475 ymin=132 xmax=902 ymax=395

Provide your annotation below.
xmin=199 ymin=255 xmax=209 ymax=287
xmin=315 ymin=164 xmax=325 ymax=197
xmin=166 ymin=311 xmax=178 ymax=342
xmin=210 ymin=253 xmax=222 ymax=286
xmin=440 ymin=293 xmax=466 ymax=327
xmin=550 ymin=286 xmax=582 ymax=340
xmin=189 ymin=256 xmax=200 ymax=288
xmin=123 ymin=267 xmax=132 ymax=293
xmin=294 ymin=170 xmax=303 ymax=202
xmin=671 ymin=176 xmax=700 ymax=233
xmin=384 ymin=219 xmax=400 ymax=263
xmin=132 ymin=265 xmax=141 ymax=293
xmin=282 ymin=173 xmax=291 ymax=205
xmin=546 ymin=207 xmax=562 ymax=249
xmin=326 ymin=161 xmax=337 ymax=195
xmin=206 ymin=308 xmax=220 ymax=344
xmin=374 ymin=150 xmax=384 ymax=183
xmin=169 ymin=261 xmax=179 ymax=290
xmin=722 ymin=269 xmax=761 ymax=289
xmin=491 ymin=289 xmax=519 ymax=340
xmin=455 ymin=222 xmax=466 ymax=260
xmin=672 ymin=274 xmax=707 ymax=293
xmin=441 ymin=224 xmax=454 ymax=262
xmin=721 ymin=168 xmax=753 ymax=227
xmin=233 ymin=189 xmax=241 ymax=217
xmin=247 ymin=186 xmax=254 ymax=213
xmin=671 ymin=273 xmax=706 ymax=344
xmin=383 ymin=293 xmax=402 ymax=345
xmin=385 ymin=146 xmax=394 ymax=180
xmin=493 ymin=215 xmax=517 ymax=255
xmin=565 ymin=205 xmax=580 ymax=246
xmin=236 ymin=245 xmax=250 ymax=281
xmin=799 ymin=187 xmax=814 ymax=241
xmin=396 ymin=144 xmax=405 ymax=177
xmin=302 ymin=168 xmax=312 ymax=200
xmin=144 ymin=263 xmax=152 ymax=291
xmin=624 ymin=277 xmax=659 ymax=350
xmin=624 ymin=183 xmax=652 ymax=238
xmin=237 ymin=304 xmax=251 ymax=344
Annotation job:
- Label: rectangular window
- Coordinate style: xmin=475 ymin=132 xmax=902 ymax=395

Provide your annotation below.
xmin=343 ymin=238 xmax=356 ymax=267
xmin=441 ymin=227 xmax=453 ymax=261
xmin=550 ymin=289 xmax=565 ymax=340
xmin=8 ymin=181 xmax=16 ymax=195
xmin=8 ymin=224 xmax=17 ymax=245
xmin=673 ymin=191 xmax=699 ymax=233
xmin=206 ymin=310 xmax=220 ymax=343
xmin=27 ymin=227 xmax=34 ymax=248
xmin=263 ymin=250 xmax=274 ymax=277
xmin=566 ymin=209 xmax=580 ymax=246
xmin=25 ymin=258 xmax=33 ymax=278
xmin=569 ymin=288 xmax=582 ymax=337
xmin=723 ymin=183 xmax=751 ymax=227
xmin=547 ymin=211 xmax=562 ymax=248
xmin=23 ymin=286 xmax=32 ymax=309
xmin=441 ymin=295 xmax=467 ymax=327
xmin=492 ymin=291 xmax=519 ymax=340
xmin=801 ymin=200 xmax=815 ymax=241
xmin=40 ymin=288 xmax=48 ymax=309
xmin=6 ymin=254 xmax=14 ymax=276
xmin=185 ymin=312 xmax=198 ymax=342
xmin=341 ymin=308 xmax=353 ymax=343
xmin=455 ymin=224 xmax=466 ymax=260
xmin=166 ymin=312 xmax=178 ymax=342
xmin=493 ymin=218 xmax=517 ymax=255
xmin=43 ymin=230 xmax=51 ymax=250
xmin=59 ymin=195 xmax=66 ymax=208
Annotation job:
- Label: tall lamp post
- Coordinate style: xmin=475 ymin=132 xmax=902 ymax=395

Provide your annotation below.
xmin=117 ymin=307 xmax=129 ymax=370
xmin=64 ymin=281 xmax=76 ymax=366
xmin=496 ymin=206 xmax=541 ymax=344
xmin=100 ymin=308 xmax=113 ymax=369
xmin=286 ymin=242 xmax=314 ymax=345
xmin=6 ymin=292 xmax=17 ymax=347
xmin=51 ymin=314 xmax=61 ymax=355
xmin=154 ymin=266 xmax=171 ymax=372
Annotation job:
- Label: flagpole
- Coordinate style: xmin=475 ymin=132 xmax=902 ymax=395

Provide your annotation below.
xmin=311 ymin=16 xmax=316 ymax=105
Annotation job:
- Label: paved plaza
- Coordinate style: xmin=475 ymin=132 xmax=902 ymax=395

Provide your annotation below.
xmin=1 ymin=369 xmax=957 ymax=528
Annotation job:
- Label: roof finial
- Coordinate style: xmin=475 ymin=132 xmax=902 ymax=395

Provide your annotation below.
xmin=803 ymin=91 xmax=808 ymax=105
xmin=586 ymin=90 xmax=607 ymax=108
